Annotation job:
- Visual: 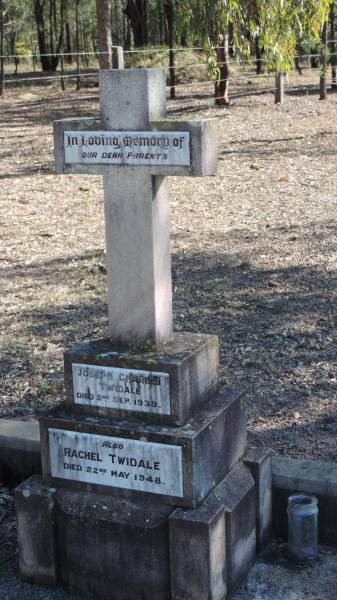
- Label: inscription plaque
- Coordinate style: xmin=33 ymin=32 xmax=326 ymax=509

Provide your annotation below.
xmin=72 ymin=363 xmax=171 ymax=415
xmin=64 ymin=130 xmax=191 ymax=166
xmin=49 ymin=428 xmax=184 ymax=497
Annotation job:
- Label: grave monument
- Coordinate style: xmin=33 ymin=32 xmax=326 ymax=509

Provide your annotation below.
xmin=15 ymin=68 xmax=272 ymax=599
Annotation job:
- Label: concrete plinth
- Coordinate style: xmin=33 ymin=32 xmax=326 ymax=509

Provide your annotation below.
xmin=169 ymin=495 xmax=226 ymax=600
xmin=243 ymin=447 xmax=272 ymax=552
xmin=219 ymin=463 xmax=256 ymax=595
xmin=40 ymin=386 xmax=247 ymax=508
xmin=64 ymin=332 xmax=219 ymax=425
xmin=15 ymin=475 xmax=172 ymax=600
xmin=15 ymin=475 xmax=57 ymax=586
xmin=169 ymin=462 xmax=256 ymax=599
xmin=0 ymin=419 xmax=41 ymax=487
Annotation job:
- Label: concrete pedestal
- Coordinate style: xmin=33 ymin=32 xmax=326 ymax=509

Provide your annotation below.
xmin=39 ymin=386 xmax=247 ymax=508
xmin=170 ymin=462 xmax=256 ymax=599
xmin=16 ymin=464 xmax=259 ymax=600
xmin=16 ymin=475 xmax=172 ymax=600
xmin=64 ymin=333 xmax=219 ymax=425
xmin=243 ymin=447 xmax=272 ymax=552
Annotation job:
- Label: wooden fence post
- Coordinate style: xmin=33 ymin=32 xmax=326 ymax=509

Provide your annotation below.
xmin=112 ymin=46 xmax=124 ymax=69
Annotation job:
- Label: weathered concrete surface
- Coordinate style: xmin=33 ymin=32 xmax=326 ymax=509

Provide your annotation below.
xmin=170 ymin=495 xmax=226 ymax=600
xmin=103 ymin=69 xmax=171 ymax=346
xmin=273 ymin=456 xmax=337 ymax=544
xmin=56 ymin=487 xmax=172 ymax=600
xmin=39 ymin=386 xmax=247 ymax=508
xmin=0 ymin=419 xmax=40 ymax=486
xmin=214 ymin=462 xmax=256 ymax=596
xmin=64 ymin=332 xmax=219 ymax=425
xmin=244 ymin=447 xmax=272 ymax=552
xmin=15 ymin=475 xmax=57 ymax=586
xmin=54 ymin=119 xmax=218 ymax=177
xmin=15 ymin=475 xmax=172 ymax=600
xmin=169 ymin=462 xmax=255 ymax=599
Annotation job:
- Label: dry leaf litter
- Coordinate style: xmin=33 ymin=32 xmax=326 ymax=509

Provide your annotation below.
xmin=1 ymin=74 xmax=337 ymax=598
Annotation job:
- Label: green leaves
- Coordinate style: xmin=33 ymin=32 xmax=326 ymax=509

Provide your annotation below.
xmin=257 ymin=0 xmax=331 ymax=72
xmin=181 ymin=0 xmax=332 ymax=73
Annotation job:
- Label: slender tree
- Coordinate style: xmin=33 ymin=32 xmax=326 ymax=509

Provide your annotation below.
xmin=320 ymin=18 xmax=328 ymax=99
xmin=330 ymin=5 xmax=337 ymax=89
xmin=96 ymin=0 xmax=112 ymax=68
xmin=75 ymin=0 xmax=80 ymax=88
xmin=164 ymin=0 xmax=175 ymax=99
xmin=0 ymin=0 xmax=4 ymax=96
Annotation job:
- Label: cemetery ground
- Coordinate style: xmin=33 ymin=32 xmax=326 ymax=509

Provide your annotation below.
xmin=1 ymin=82 xmax=337 ymax=461
xmin=1 ymin=80 xmax=337 ymax=598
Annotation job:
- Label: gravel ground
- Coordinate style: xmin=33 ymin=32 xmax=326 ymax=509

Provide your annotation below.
xmin=0 ymin=564 xmax=85 ymax=600
xmin=234 ymin=544 xmax=337 ymax=600
xmin=1 ymin=544 xmax=337 ymax=600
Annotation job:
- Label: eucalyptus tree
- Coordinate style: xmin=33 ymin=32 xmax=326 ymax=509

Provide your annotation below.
xmin=255 ymin=0 xmax=331 ymax=102
xmin=182 ymin=0 xmax=251 ymax=105
xmin=96 ymin=0 xmax=112 ymax=68
xmin=0 ymin=0 xmax=28 ymax=94
xmin=181 ymin=0 xmax=332 ymax=104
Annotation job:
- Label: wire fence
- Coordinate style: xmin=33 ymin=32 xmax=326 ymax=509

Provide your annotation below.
xmin=0 ymin=44 xmax=336 ymax=106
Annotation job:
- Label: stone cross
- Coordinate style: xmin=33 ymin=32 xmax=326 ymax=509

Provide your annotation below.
xmin=54 ymin=69 xmax=217 ymax=347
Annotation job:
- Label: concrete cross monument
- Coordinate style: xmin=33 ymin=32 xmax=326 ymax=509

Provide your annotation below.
xmin=15 ymin=67 xmax=272 ymax=600
xmin=54 ymin=68 xmax=217 ymax=347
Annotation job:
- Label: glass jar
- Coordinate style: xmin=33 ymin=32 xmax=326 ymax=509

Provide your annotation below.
xmin=287 ymin=493 xmax=318 ymax=562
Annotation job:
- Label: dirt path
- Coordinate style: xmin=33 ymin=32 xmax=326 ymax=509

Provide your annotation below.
xmin=1 ymin=82 xmax=337 ymax=461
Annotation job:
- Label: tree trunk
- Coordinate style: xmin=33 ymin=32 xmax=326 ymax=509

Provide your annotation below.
xmin=114 ymin=0 xmax=119 ymax=45
xmin=158 ymin=0 xmax=164 ymax=45
xmin=124 ymin=0 xmax=146 ymax=47
xmin=0 ymin=0 xmax=4 ymax=97
xmin=76 ymin=0 xmax=80 ymax=90
xmin=294 ymin=39 xmax=302 ymax=76
xmin=142 ymin=0 xmax=148 ymax=45
xmin=320 ymin=21 xmax=328 ymax=100
xmin=65 ymin=20 xmax=72 ymax=64
xmin=49 ymin=0 xmax=54 ymax=59
xmin=164 ymin=0 xmax=175 ymax=99
xmin=215 ymin=29 xmax=230 ymax=106
xmin=48 ymin=0 xmax=64 ymax=71
xmin=96 ymin=0 xmax=113 ymax=68
xmin=34 ymin=0 xmax=52 ymax=71
xmin=255 ymin=36 xmax=263 ymax=74
xmin=58 ymin=0 xmax=66 ymax=88
xmin=275 ymin=71 xmax=285 ymax=104
xmin=330 ymin=7 xmax=337 ymax=90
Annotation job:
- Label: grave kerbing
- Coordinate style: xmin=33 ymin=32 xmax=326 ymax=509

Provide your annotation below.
xmin=15 ymin=68 xmax=272 ymax=600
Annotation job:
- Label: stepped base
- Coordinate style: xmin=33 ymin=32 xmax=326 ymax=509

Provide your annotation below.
xmin=15 ymin=455 xmax=270 ymax=600
xmin=39 ymin=386 xmax=247 ymax=508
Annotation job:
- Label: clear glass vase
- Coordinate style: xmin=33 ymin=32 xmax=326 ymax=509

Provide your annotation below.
xmin=287 ymin=493 xmax=318 ymax=562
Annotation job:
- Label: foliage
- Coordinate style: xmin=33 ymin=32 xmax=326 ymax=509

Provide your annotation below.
xmin=0 ymin=0 xmax=334 ymax=75
xmin=3 ymin=0 xmax=28 ymax=34
xmin=255 ymin=0 xmax=332 ymax=72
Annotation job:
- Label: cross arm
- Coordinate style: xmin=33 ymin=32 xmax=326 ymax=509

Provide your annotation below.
xmin=150 ymin=119 xmax=218 ymax=177
xmin=54 ymin=117 xmax=218 ymax=177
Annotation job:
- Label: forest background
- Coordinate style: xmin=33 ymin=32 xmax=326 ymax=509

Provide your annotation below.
xmin=1 ymin=0 xmax=337 ymax=103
